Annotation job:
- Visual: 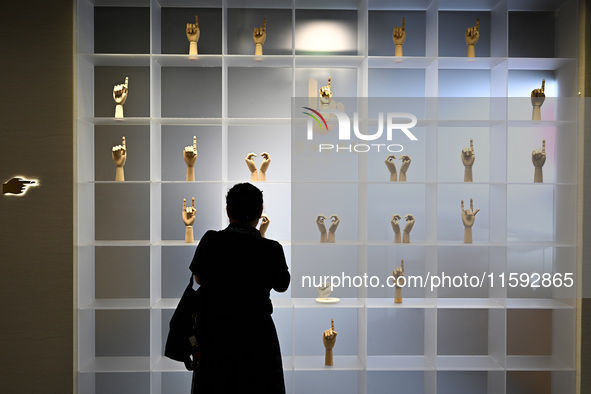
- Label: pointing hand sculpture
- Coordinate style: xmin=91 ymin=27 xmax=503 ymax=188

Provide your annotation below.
xmin=182 ymin=197 xmax=196 ymax=243
xmin=253 ymin=18 xmax=266 ymax=56
xmin=461 ymin=139 xmax=475 ymax=182
xmin=328 ymin=215 xmax=340 ymax=243
xmin=465 ymin=19 xmax=480 ymax=57
xmin=317 ymin=215 xmax=328 ymax=243
xmin=461 ymin=198 xmax=480 ymax=243
xmin=319 ymin=77 xmax=333 ymax=107
xmin=323 ymin=318 xmax=337 ymax=366
xmin=2 ymin=177 xmax=38 ymax=195
xmin=112 ymin=136 xmax=127 ymax=181
xmin=531 ymin=79 xmax=545 ymax=121
xmin=532 ymin=139 xmax=546 ymax=183
xmin=113 ymin=77 xmax=129 ymax=118
xmin=392 ymin=17 xmax=406 ymax=57
xmin=259 ymin=214 xmax=270 ymax=238
xmin=184 ymin=136 xmax=198 ymax=181
xmin=392 ymin=259 xmax=406 ymax=304
xmin=186 ymin=15 xmax=200 ymax=55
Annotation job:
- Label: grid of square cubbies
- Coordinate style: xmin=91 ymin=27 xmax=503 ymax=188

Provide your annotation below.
xmin=77 ymin=0 xmax=579 ymax=393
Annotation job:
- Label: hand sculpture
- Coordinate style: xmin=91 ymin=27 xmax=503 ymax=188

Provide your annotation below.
xmin=403 ymin=214 xmax=415 ymax=243
xmin=385 ymin=155 xmax=398 ymax=182
xmin=328 ymin=215 xmax=340 ymax=243
xmin=182 ymin=197 xmax=197 ymax=243
xmin=112 ymin=136 xmax=127 ymax=181
xmin=391 ymin=214 xmax=402 ymax=243
xmin=186 ymin=15 xmax=200 ymax=55
xmin=2 ymin=177 xmax=38 ymax=195
xmin=317 ymin=283 xmax=332 ymax=299
xmin=323 ymin=318 xmax=337 ymax=366
xmin=317 ymin=215 xmax=328 ymax=243
xmin=392 ymin=259 xmax=406 ymax=304
xmin=246 ymin=153 xmax=258 ymax=182
xmin=113 ymin=77 xmax=129 ymax=118
xmin=392 ymin=17 xmax=406 ymax=57
xmin=259 ymin=214 xmax=270 ymax=238
xmin=253 ymin=18 xmax=266 ymax=56
xmin=319 ymin=77 xmax=333 ymax=107
xmin=184 ymin=136 xmax=198 ymax=181
xmin=465 ymin=19 xmax=479 ymax=57
xmin=461 ymin=198 xmax=480 ymax=243
xmin=259 ymin=152 xmax=271 ymax=182
xmin=532 ymin=139 xmax=546 ymax=183
xmin=399 ymin=155 xmax=411 ymax=182
xmin=461 ymin=139 xmax=475 ymax=182
xmin=531 ymin=79 xmax=545 ymax=121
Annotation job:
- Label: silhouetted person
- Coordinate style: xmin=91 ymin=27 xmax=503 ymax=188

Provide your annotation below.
xmin=189 ymin=182 xmax=290 ymax=394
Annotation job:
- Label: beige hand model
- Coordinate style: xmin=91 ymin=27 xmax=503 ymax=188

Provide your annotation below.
xmin=246 ymin=153 xmax=259 ymax=182
xmin=461 ymin=139 xmax=475 ymax=182
xmin=253 ymin=18 xmax=266 ymax=56
xmin=385 ymin=155 xmax=398 ymax=182
xmin=392 ymin=259 xmax=406 ymax=304
xmin=391 ymin=214 xmax=402 ymax=243
xmin=392 ymin=17 xmax=406 ymax=57
xmin=461 ymin=198 xmax=480 ymax=243
xmin=182 ymin=197 xmax=196 ymax=243
xmin=184 ymin=136 xmax=198 ymax=181
xmin=319 ymin=77 xmax=333 ymax=107
xmin=465 ymin=19 xmax=479 ymax=57
xmin=317 ymin=215 xmax=328 ymax=243
xmin=259 ymin=152 xmax=271 ymax=181
xmin=399 ymin=155 xmax=411 ymax=182
xmin=532 ymin=139 xmax=546 ymax=183
xmin=113 ymin=77 xmax=129 ymax=118
xmin=403 ymin=214 xmax=415 ymax=243
xmin=323 ymin=318 xmax=337 ymax=366
xmin=328 ymin=215 xmax=340 ymax=243
xmin=531 ymin=79 xmax=545 ymax=121
xmin=112 ymin=136 xmax=127 ymax=181
xmin=259 ymin=214 xmax=269 ymax=238
xmin=317 ymin=283 xmax=332 ymax=298
xmin=186 ymin=15 xmax=200 ymax=55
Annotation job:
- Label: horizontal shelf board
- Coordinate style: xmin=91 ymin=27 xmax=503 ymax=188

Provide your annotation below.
xmin=226 ymin=118 xmax=293 ymax=126
xmin=155 ymin=240 xmax=201 ymax=247
xmin=508 ymin=0 xmax=572 ymax=11
xmin=292 ymin=241 xmax=362 ymax=246
xmin=295 ymin=55 xmax=365 ymax=68
xmin=152 ymin=355 xmax=294 ymax=372
xmin=81 ymin=298 xmax=151 ymax=310
xmin=506 ymin=356 xmax=574 ymax=371
xmin=293 ymin=356 xmax=363 ymax=371
xmin=90 ymin=240 xmax=152 ymax=247
xmin=369 ymin=0 xmax=434 ymax=11
xmin=80 ymin=357 xmax=150 ymax=373
xmin=507 ymin=120 xmax=576 ymax=127
xmin=436 ymin=355 xmax=504 ymax=371
xmin=368 ymin=56 xmax=436 ymax=69
xmin=156 ymin=118 xmax=222 ymax=125
xmin=506 ymin=298 xmax=575 ymax=309
xmin=438 ymin=57 xmax=506 ymax=70
xmin=153 ymin=298 xmax=179 ymax=309
xmin=506 ymin=241 xmax=575 ymax=247
xmin=436 ymin=298 xmax=504 ymax=309
xmin=366 ymin=355 xmax=435 ymax=371
xmin=225 ymin=55 xmax=293 ymax=68
xmin=88 ymin=117 xmax=151 ymax=125
xmin=293 ymin=298 xmax=364 ymax=308
xmin=438 ymin=0 xmax=502 ymax=11
xmin=153 ymin=54 xmax=222 ymax=67
xmin=366 ymin=298 xmax=436 ymax=308
xmin=507 ymin=57 xmax=576 ymax=71
xmin=79 ymin=53 xmax=151 ymax=66
xmin=436 ymin=119 xmax=505 ymax=127
xmin=272 ymin=298 xmax=295 ymax=308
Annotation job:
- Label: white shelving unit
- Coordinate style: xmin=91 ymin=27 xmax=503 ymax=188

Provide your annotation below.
xmin=77 ymin=0 xmax=579 ymax=393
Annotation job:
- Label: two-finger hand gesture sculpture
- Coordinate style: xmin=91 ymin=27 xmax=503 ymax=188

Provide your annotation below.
xmin=392 ymin=17 xmax=406 ymax=57
xmin=531 ymin=79 xmax=546 ymax=121
xmin=112 ymin=136 xmax=127 ymax=181
xmin=465 ymin=19 xmax=480 ymax=57
xmin=391 ymin=214 xmax=414 ymax=243
xmin=532 ymin=139 xmax=546 ymax=183
xmin=461 ymin=198 xmax=480 ymax=243
xmin=385 ymin=155 xmax=411 ymax=182
xmin=113 ymin=77 xmax=129 ymax=118
xmin=184 ymin=136 xmax=198 ymax=181
xmin=253 ymin=18 xmax=266 ymax=56
xmin=392 ymin=259 xmax=406 ymax=303
xmin=182 ymin=197 xmax=197 ymax=243
xmin=323 ymin=319 xmax=337 ymax=366
xmin=245 ymin=152 xmax=271 ymax=181
xmin=186 ymin=15 xmax=200 ymax=55
xmin=461 ymin=139 xmax=475 ymax=182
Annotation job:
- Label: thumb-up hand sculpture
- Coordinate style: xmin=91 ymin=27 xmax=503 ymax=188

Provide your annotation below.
xmin=461 ymin=139 xmax=475 ymax=182
xmin=392 ymin=17 xmax=406 ymax=57
xmin=461 ymin=198 xmax=480 ymax=243
xmin=392 ymin=259 xmax=406 ymax=304
xmin=465 ymin=19 xmax=479 ymax=57
xmin=253 ymin=18 xmax=266 ymax=56
xmin=184 ymin=136 xmax=198 ymax=181
xmin=532 ymin=139 xmax=546 ymax=183
xmin=113 ymin=77 xmax=129 ymax=118
xmin=323 ymin=318 xmax=337 ymax=366
xmin=112 ymin=136 xmax=127 ymax=181
xmin=531 ymin=79 xmax=545 ymax=121
xmin=182 ymin=197 xmax=197 ymax=243
xmin=186 ymin=15 xmax=200 ymax=55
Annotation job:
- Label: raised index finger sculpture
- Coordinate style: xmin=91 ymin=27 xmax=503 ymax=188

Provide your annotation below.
xmin=465 ymin=19 xmax=480 ymax=57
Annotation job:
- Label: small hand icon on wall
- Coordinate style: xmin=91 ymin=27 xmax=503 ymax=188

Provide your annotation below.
xmin=2 ymin=177 xmax=38 ymax=196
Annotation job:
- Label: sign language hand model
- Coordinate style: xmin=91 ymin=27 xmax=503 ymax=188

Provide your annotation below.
xmin=391 ymin=214 xmax=415 ymax=243
xmin=392 ymin=259 xmax=406 ymax=303
xmin=184 ymin=136 xmax=198 ymax=181
xmin=245 ymin=152 xmax=271 ymax=182
xmin=465 ymin=18 xmax=479 ymax=57
xmin=323 ymin=318 xmax=338 ymax=366
xmin=113 ymin=77 xmax=129 ymax=118
xmin=182 ymin=197 xmax=196 ymax=243
xmin=112 ymin=136 xmax=127 ymax=181
xmin=461 ymin=198 xmax=480 ymax=243
xmin=186 ymin=15 xmax=200 ymax=55
xmin=253 ymin=18 xmax=266 ymax=56
xmin=531 ymin=79 xmax=546 ymax=120
xmin=532 ymin=139 xmax=546 ymax=183
xmin=385 ymin=155 xmax=412 ymax=181
xmin=461 ymin=139 xmax=475 ymax=182
xmin=392 ymin=17 xmax=406 ymax=56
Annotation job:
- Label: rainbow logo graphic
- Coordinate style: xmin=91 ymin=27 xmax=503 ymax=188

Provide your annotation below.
xmin=302 ymin=107 xmax=328 ymax=132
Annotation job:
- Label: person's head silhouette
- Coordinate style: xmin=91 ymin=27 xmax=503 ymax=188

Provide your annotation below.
xmin=226 ymin=183 xmax=263 ymax=226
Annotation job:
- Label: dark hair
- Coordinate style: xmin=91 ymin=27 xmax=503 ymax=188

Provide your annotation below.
xmin=226 ymin=183 xmax=263 ymax=222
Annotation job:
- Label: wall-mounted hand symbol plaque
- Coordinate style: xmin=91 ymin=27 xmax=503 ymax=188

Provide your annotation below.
xmin=2 ymin=177 xmax=38 ymax=196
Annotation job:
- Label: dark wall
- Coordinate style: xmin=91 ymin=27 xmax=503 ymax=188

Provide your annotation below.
xmin=0 ymin=0 xmax=74 ymax=393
